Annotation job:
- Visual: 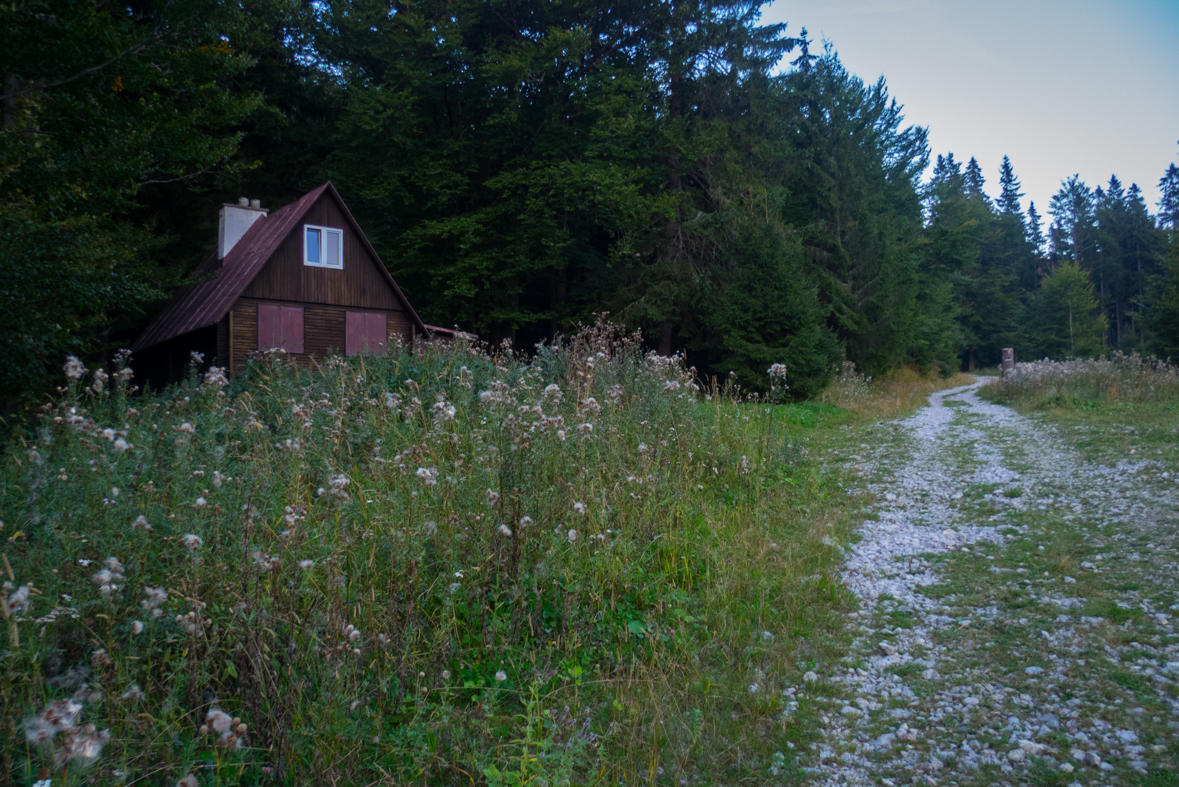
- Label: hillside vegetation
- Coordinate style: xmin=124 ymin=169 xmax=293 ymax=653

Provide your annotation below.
xmin=5 ymin=0 xmax=1179 ymax=405
xmin=2 ymin=325 xmax=893 ymax=786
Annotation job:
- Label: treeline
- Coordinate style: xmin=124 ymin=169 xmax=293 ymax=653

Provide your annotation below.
xmin=3 ymin=0 xmax=1178 ymax=403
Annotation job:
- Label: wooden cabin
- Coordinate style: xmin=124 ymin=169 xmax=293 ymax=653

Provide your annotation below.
xmin=132 ymin=183 xmax=429 ymax=386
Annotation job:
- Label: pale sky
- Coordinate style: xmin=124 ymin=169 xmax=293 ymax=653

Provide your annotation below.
xmin=763 ymin=0 xmax=1179 ymax=220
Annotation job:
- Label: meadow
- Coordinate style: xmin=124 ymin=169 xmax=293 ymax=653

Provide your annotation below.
xmin=0 ymin=322 xmax=896 ymax=787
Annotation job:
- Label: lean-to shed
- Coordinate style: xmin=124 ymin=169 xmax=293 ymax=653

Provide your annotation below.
xmin=132 ymin=182 xmax=429 ymax=385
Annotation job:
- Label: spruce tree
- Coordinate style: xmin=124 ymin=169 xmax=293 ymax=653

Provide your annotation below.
xmin=997 ymin=155 xmax=1024 ymax=216
xmin=1049 ymin=176 xmax=1095 ymax=266
xmin=965 ymin=156 xmax=990 ymax=205
xmin=1159 ymin=161 xmax=1179 ymax=230
xmin=1027 ymin=202 xmax=1046 ymax=254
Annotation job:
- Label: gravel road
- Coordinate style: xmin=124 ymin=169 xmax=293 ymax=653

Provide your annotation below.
xmin=807 ymin=379 xmax=1179 ymax=786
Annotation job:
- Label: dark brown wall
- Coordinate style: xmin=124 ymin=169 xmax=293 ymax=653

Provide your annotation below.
xmin=242 ymin=193 xmax=406 ymax=312
xmin=228 ymin=299 xmax=413 ymax=373
xmin=131 ymin=325 xmax=218 ymax=392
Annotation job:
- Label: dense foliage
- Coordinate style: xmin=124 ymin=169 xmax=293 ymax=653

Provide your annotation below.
xmin=1 ymin=325 xmax=860 ymax=785
xmin=4 ymin=0 xmax=1178 ymax=406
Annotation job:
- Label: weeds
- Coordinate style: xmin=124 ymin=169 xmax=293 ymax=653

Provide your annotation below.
xmin=993 ymin=352 xmax=1179 ymax=406
xmin=819 ymin=362 xmax=975 ymax=421
xmin=0 ymin=320 xmax=860 ymax=786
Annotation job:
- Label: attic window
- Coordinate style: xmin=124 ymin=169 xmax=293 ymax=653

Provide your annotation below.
xmin=304 ymin=224 xmax=343 ymax=269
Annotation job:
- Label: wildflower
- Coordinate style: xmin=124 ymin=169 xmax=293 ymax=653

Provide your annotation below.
xmin=415 ymin=467 xmax=438 ymax=486
xmin=141 ymin=586 xmax=168 ymax=616
xmin=497 ymin=524 xmax=512 ymax=537
xmin=543 ymin=383 xmax=562 ymax=400
xmin=189 ymin=351 xmax=205 ymax=366
xmin=485 ymin=488 xmax=500 ymax=505
xmin=767 ymin=362 xmax=788 ymax=380
xmin=579 ymin=397 xmax=601 ymax=415
xmin=205 ymin=708 xmax=244 ymax=748
xmin=91 ymin=369 xmax=109 ymax=393
xmin=55 ymin=724 xmax=110 ymax=768
xmin=432 ymin=398 xmax=457 ymax=423
xmin=253 ymin=551 xmax=280 ymax=572
xmin=5 ymin=584 xmax=31 ymax=616
xmin=384 ymin=391 xmax=401 ymax=409
xmin=576 ymin=422 xmax=593 ymax=434
xmin=663 ymin=380 xmax=681 ymax=392
xmin=92 ymin=570 xmax=117 ymax=595
xmin=121 ymin=684 xmax=145 ymax=701
xmin=299 ymin=559 xmax=314 ymax=570
xmin=637 ymin=443 xmax=648 ymax=453
xmin=25 ymin=699 xmax=83 ymax=748
xmin=213 ymin=471 xmax=225 ymax=488
xmin=495 ymin=670 xmax=507 ymax=682
xmin=178 ymin=422 xmax=195 ymax=434
xmin=177 ymin=775 xmax=199 ymax=787
xmin=442 ymin=669 xmax=451 ymax=679
xmin=519 ymin=516 xmax=534 ymax=528
xmin=573 ymin=501 xmax=586 ymax=515
xmin=202 ymin=366 xmax=229 ymax=389
xmin=132 ymin=515 xmax=152 ymax=531
xmin=557 ymin=429 xmax=566 ymax=441
xmin=349 ymin=629 xmax=361 ymax=643
xmin=182 ymin=534 xmax=203 ymax=551
xmin=92 ymin=649 xmax=112 ymax=668
xmin=193 ymin=497 xmax=208 ymax=509
xmin=177 ymin=611 xmax=204 ymax=635
xmin=567 ymin=529 xmax=578 ymax=542
xmin=131 ymin=620 xmax=144 ymax=634
xmin=64 ymin=356 xmax=86 ymax=380
xmin=112 ymin=437 xmax=129 ymax=452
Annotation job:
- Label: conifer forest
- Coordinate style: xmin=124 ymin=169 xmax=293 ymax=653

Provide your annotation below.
xmin=2 ymin=0 xmax=1178 ymax=399
xmin=6 ymin=3 xmax=1179 ymax=786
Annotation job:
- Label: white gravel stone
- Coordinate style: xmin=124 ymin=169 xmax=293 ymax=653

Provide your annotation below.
xmin=807 ymin=380 xmax=1179 ymax=787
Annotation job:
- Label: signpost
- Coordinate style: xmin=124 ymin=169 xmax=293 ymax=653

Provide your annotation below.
xmin=1001 ymin=348 xmax=1015 ymax=378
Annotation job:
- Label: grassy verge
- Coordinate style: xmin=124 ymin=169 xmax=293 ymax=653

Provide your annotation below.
xmin=2 ymin=325 xmax=892 ymax=787
xmin=820 ymin=365 xmax=976 ymax=422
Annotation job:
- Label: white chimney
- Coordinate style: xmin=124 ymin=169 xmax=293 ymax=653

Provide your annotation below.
xmin=218 ymin=197 xmax=267 ymax=261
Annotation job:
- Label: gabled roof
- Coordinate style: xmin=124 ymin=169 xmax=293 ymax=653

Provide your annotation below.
xmin=133 ymin=182 xmax=429 ymax=351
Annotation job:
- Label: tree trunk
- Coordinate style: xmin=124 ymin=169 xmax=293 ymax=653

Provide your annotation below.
xmin=658 ymin=320 xmax=673 ymax=357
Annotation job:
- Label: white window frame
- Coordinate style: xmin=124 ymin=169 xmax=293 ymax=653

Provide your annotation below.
xmin=303 ymin=224 xmax=344 ymax=269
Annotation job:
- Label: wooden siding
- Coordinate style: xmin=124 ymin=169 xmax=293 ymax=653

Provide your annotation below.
xmin=216 ymin=316 xmax=229 ymax=369
xmin=242 ymin=193 xmax=404 ymax=311
xmin=228 ymin=299 xmax=413 ymax=373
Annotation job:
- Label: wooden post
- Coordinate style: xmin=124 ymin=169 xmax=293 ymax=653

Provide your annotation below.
xmin=1001 ymin=348 xmax=1015 ymax=378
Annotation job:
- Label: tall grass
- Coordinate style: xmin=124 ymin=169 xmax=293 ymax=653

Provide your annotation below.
xmin=818 ymin=362 xmax=976 ymax=421
xmin=1 ymin=321 xmax=857 ymax=786
xmin=993 ymin=352 xmax=1179 ymax=406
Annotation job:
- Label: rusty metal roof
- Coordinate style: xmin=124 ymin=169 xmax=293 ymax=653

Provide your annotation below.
xmin=133 ymin=183 xmax=430 ymax=351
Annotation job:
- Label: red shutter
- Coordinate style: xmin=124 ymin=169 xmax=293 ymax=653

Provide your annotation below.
xmin=345 ymin=311 xmax=364 ymax=356
xmin=258 ymin=304 xmax=280 ymax=350
xmin=281 ymin=307 xmax=304 ymax=353
xmin=367 ymin=313 xmax=387 ymax=356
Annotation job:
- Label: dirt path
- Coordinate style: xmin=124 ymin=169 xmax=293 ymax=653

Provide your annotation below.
xmin=807 ymin=380 xmax=1179 ymax=785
